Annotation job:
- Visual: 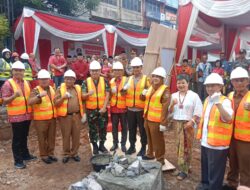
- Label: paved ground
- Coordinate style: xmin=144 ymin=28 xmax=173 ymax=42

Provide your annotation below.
xmin=0 ymin=124 xmax=202 ymax=190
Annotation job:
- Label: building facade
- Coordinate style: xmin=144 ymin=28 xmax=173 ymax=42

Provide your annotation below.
xmin=88 ymin=0 xmax=178 ymax=30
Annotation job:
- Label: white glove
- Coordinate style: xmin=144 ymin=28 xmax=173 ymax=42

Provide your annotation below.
xmin=159 ymin=125 xmax=167 ymax=132
xmin=65 ymin=92 xmax=72 ymax=98
xmin=141 ymin=89 xmax=148 ymax=96
xmin=210 ymin=92 xmax=221 ymax=104
xmin=123 ymin=83 xmax=130 ymax=90
xmin=81 ymin=113 xmax=87 ymax=123
xmin=111 ymin=86 xmax=117 ymax=94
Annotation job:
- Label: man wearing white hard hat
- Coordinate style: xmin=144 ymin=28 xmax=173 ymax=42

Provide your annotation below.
xmin=224 ymin=67 xmax=250 ymax=190
xmin=1 ymin=61 xmax=37 ymax=169
xmin=196 ymin=73 xmax=234 ymax=190
xmin=54 ymin=69 xmax=84 ymax=163
xmin=123 ymin=57 xmax=150 ymax=156
xmin=20 ymin=53 xmax=33 ymax=81
xmin=109 ymin=61 xmax=128 ymax=152
xmin=0 ymin=48 xmax=12 ymax=87
xmin=82 ymin=60 xmax=110 ymax=155
xmin=28 ymin=69 xmax=57 ymax=164
xmin=142 ymin=67 xmax=170 ymax=165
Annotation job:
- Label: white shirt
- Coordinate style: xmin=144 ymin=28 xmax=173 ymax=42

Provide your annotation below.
xmin=201 ymin=98 xmax=233 ymax=150
xmin=171 ymin=90 xmax=203 ymax=127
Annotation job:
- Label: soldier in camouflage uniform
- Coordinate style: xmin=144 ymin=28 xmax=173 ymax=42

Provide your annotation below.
xmin=82 ymin=60 xmax=110 ymax=155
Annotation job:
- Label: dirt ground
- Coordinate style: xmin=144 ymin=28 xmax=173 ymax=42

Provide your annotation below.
xmin=0 ymin=124 xmax=203 ymax=190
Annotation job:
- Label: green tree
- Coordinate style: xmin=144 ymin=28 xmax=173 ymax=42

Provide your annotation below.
xmin=13 ymin=0 xmax=101 ymax=18
xmin=0 ymin=15 xmax=10 ymax=50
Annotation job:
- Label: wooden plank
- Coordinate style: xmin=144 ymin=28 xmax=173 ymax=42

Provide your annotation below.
xmin=143 ymin=22 xmax=178 ymax=76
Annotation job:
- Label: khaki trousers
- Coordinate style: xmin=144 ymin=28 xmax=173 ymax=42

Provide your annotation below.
xmin=227 ymin=138 xmax=250 ymax=187
xmin=34 ymin=119 xmax=56 ymax=158
xmin=58 ymin=113 xmax=81 ymax=157
xmin=144 ymin=120 xmax=165 ymax=164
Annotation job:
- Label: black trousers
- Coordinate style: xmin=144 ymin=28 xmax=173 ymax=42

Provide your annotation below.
xmin=11 ymin=120 xmax=31 ymax=164
xmin=200 ymin=146 xmax=228 ymax=190
xmin=111 ymin=112 xmax=127 ymax=146
xmin=127 ymin=110 xmax=147 ymax=148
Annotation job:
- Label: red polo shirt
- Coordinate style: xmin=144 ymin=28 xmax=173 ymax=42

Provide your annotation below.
xmin=48 ymin=55 xmax=66 ymax=76
xmin=72 ymin=60 xmax=89 ymax=80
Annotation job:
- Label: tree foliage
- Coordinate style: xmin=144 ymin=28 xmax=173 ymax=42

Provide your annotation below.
xmin=0 ymin=15 xmax=10 ymax=49
xmin=14 ymin=0 xmax=101 ymax=18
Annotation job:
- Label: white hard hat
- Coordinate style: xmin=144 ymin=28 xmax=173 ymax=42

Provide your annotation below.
xmin=20 ymin=53 xmax=29 ymax=60
xmin=64 ymin=69 xmax=76 ymax=78
xmin=151 ymin=67 xmax=167 ymax=78
xmin=131 ymin=57 xmax=143 ymax=67
xmin=204 ymin=73 xmax=224 ymax=85
xmin=112 ymin=61 xmax=124 ymax=70
xmin=230 ymin=67 xmax=249 ymax=80
xmin=38 ymin=69 xmax=51 ymax=79
xmin=2 ymin=48 xmax=11 ymax=54
xmin=12 ymin=61 xmax=25 ymax=70
xmin=89 ymin=60 xmax=101 ymax=70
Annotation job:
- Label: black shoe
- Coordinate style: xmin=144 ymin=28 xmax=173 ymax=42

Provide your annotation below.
xmin=62 ymin=157 xmax=70 ymax=163
xmin=72 ymin=155 xmax=81 ymax=162
xmin=48 ymin=156 xmax=58 ymax=162
xmin=142 ymin=155 xmax=154 ymax=160
xmin=14 ymin=162 xmax=26 ymax=169
xmin=99 ymin=142 xmax=108 ymax=153
xmin=23 ymin=154 xmax=37 ymax=161
xmin=126 ymin=146 xmax=136 ymax=155
xmin=110 ymin=144 xmax=118 ymax=151
xmin=222 ymin=184 xmax=237 ymax=190
xmin=137 ymin=146 xmax=146 ymax=156
xmin=42 ymin=157 xmax=52 ymax=164
xmin=92 ymin=142 xmax=99 ymax=155
xmin=121 ymin=145 xmax=127 ymax=153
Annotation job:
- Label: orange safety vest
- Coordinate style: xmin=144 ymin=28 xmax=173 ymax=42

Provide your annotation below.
xmin=33 ymin=86 xmax=57 ymax=120
xmin=86 ymin=77 xmax=106 ymax=110
xmin=126 ymin=75 xmax=147 ymax=109
xmin=197 ymin=96 xmax=233 ymax=146
xmin=110 ymin=76 xmax=127 ymax=109
xmin=6 ymin=79 xmax=32 ymax=116
xmin=56 ymin=83 xmax=83 ymax=117
xmin=144 ymin=85 xmax=166 ymax=122
xmin=228 ymin=91 xmax=250 ymax=142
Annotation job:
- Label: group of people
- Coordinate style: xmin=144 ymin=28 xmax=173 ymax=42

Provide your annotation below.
xmin=177 ymin=50 xmax=250 ymax=101
xmin=0 ymin=46 xmax=250 ymax=190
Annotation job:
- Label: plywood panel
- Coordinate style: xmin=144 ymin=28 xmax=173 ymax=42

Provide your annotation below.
xmin=143 ymin=22 xmax=178 ymax=76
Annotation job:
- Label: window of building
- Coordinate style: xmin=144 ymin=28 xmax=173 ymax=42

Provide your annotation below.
xmin=122 ymin=0 xmax=141 ymax=12
xmin=145 ymin=1 xmax=160 ymax=14
xmin=102 ymin=0 xmax=117 ymax=6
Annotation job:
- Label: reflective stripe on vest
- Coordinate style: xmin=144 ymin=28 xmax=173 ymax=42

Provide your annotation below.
xmin=6 ymin=79 xmax=32 ymax=116
xmin=144 ymin=85 xmax=166 ymax=122
xmin=228 ymin=91 xmax=250 ymax=142
xmin=24 ymin=63 xmax=33 ymax=81
xmin=86 ymin=77 xmax=105 ymax=110
xmin=197 ymin=96 xmax=233 ymax=146
xmin=110 ymin=76 xmax=127 ymax=109
xmin=0 ymin=58 xmax=11 ymax=79
xmin=126 ymin=75 xmax=147 ymax=109
xmin=33 ymin=86 xmax=57 ymax=120
xmin=56 ymin=83 xmax=83 ymax=117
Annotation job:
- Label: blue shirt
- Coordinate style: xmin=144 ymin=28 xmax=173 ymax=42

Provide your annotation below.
xmin=196 ymin=62 xmax=212 ymax=82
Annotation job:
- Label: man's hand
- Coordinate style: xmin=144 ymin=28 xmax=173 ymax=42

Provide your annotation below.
xmin=244 ymin=102 xmax=250 ymax=111
xmin=210 ymin=92 xmax=221 ymax=104
xmin=88 ymin=90 xmax=94 ymax=96
xmin=14 ymin=89 xmax=22 ymax=98
xmin=99 ymin=107 xmax=107 ymax=114
xmin=111 ymin=86 xmax=117 ymax=94
xmin=40 ymin=91 xmax=47 ymax=97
